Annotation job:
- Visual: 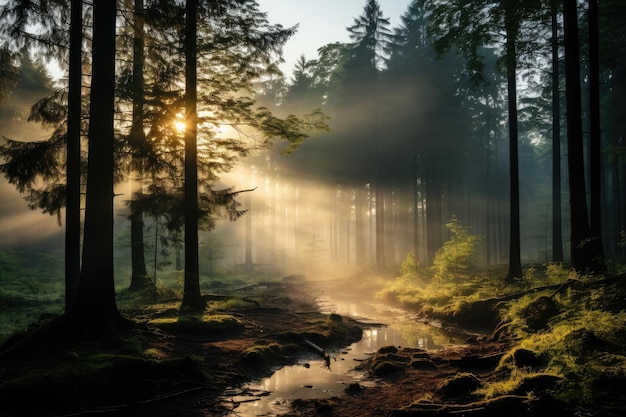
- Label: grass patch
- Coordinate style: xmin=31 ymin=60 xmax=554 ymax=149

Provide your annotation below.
xmin=148 ymin=313 xmax=244 ymax=334
xmin=208 ymin=296 xmax=261 ymax=310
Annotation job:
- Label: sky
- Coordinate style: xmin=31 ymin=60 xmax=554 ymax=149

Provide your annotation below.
xmin=258 ymin=0 xmax=412 ymax=75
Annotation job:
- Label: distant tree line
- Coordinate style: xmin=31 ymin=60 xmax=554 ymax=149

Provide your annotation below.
xmin=229 ymin=0 xmax=625 ymax=280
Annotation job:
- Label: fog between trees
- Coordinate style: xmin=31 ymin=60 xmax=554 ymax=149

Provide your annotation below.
xmin=1 ymin=0 xmax=625 ymax=286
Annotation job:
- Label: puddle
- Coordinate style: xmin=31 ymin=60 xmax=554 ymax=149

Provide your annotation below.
xmin=228 ymin=295 xmax=465 ymax=416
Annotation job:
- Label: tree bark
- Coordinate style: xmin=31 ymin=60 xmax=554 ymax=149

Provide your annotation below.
xmin=69 ymin=0 xmax=120 ymax=339
xmin=128 ymin=0 xmax=151 ymax=292
xmin=587 ymin=0 xmax=606 ymax=273
xmin=355 ymin=185 xmax=365 ymax=264
xmin=425 ymin=174 xmax=443 ymax=265
xmin=563 ymin=0 xmax=593 ymax=272
xmin=504 ymin=4 xmax=522 ymax=282
xmin=181 ymin=0 xmax=203 ymax=312
xmin=244 ymin=173 xmax=253 ymax=270
xmin=375 ymin=183 xmax=386 ymax=269
xmin=65 ymin=0 xmax=82 ymax=310
xmin=551 ymin=0 xmax=564 ymax=263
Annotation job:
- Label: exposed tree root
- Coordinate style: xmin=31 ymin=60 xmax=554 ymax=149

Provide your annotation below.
xmin=390 ymin=395 xmax=532 ymax=416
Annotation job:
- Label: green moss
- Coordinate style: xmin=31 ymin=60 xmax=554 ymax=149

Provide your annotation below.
xmin=177 ymin=313 xmax=244 ymax=333
xmin=149 ymin=313 xmax=244 ymax=335
xmin=240 ymin=342 xmax=299 ymax=368
xmin=484 ymin=285 xmax=626 ymax=412
xmin=209 ymin=297 xmax=260 ymax=310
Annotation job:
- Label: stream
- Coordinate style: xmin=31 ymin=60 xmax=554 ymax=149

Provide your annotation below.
xmin=228 ymin=294 xmax=468 ymax=416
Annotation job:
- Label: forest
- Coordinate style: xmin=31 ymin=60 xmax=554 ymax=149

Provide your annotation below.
xmin=0 ymin=0 xmax=625 ymax=416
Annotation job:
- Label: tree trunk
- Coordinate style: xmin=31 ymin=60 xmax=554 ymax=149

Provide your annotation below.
xmin=411 ymin=153 xmax=420 ymax=261
xmin=425 ymin=174 xmax=443 ymax=265
xmin=375 ymin=183 xmax=385 ymax=269
xmin=244 ymin=163 xmax=253 ymax=270
xmin=563 ymin=0 xmax=593 ymax=272
xmin=69 ymin=0 xmax=120 ymax=339
xmin=504 ymin=6 xmax=522 ymax=282
xmin=587 ymin=0 xmax=606 ymax=273
xmin=181 ymin=0 xmax=203 ymax=312
xmin=128 ymin=0 xmax=151 ymax=292
xmin=551 ymin=0 xmax=565 ymax=263
xmin=65 ymin=0 xmax=82 ymax=310
xmin=485 ymin=126 xmax=491 ymax=267
xmin=355 ymin=185 xmax=365 ymax=265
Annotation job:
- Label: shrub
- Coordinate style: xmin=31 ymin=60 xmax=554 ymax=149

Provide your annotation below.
xmin=400 ymin=253 xmax=420 ymax=279
xmin=432 ymin=216 xmax=484 ymax=282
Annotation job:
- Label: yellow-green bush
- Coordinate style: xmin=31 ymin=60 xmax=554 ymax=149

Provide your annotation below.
xmin=432 ymin=217 xmax=484 ymax=282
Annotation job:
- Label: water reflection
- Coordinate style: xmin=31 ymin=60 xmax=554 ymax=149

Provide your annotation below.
xmin=232 ymin=296 xmax=463 ymax=416
xmin=320 ymin=295 xmax=452 ymax=350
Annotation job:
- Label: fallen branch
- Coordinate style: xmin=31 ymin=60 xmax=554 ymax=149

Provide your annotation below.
xmin=303 ymin=338 xmax=331 ymax=368
xmin=491 ymin=280 xmax=577 ymax=304
xmin=490 ymin=273 xmax=625 ymax=306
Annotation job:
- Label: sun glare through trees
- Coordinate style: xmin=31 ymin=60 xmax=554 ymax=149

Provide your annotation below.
xmin=1 ymin=0 xmax=626 ymax=416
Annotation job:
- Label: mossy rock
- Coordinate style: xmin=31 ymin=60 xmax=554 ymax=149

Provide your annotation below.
xmin=410 ymin=358 xmax=437 ymax=369
xmin=239 ymin=342 xmax=295 ymax=368
xmin=514 ymin=374 xmax=562 ymax=394
xmin=328 ymin=313 xmax=343 ymax=322
xmin=437 ymin=373 xmax=482 ymax=397
xmin=520 ymin=296 xmax=560 ymax=330
xmin=378 ymin=345 xmax=398 ymax=354
xmin=563 ymin=329 xmax=605 ymax=356
xmin=513 ymin=348 xmax=545 ymax=369
xmin=453 ymin=300 xmax=501 ymax=331
xmin=372 ymin=360 xmax=403 ymax=376
xmin=411 ymin=349 xmax=430 ymax=359
xmin=376 ymin=352 xmax=410 ymax=363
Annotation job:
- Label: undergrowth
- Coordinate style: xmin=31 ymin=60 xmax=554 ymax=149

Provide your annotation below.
xmin=481 ymin=272 xmax=626 ymax=415
xmin=377 ymin=235 xmax=626 ymax=416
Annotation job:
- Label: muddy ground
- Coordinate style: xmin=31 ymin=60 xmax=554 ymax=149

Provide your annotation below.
xmin=0 ymin=279 xmax=566 ymax=417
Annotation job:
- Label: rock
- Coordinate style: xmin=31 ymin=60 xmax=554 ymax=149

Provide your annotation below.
xmin=437 ymin=373 xmax=482 ymax=397
xmin=410 ymin=350 xmax=430 ymax=359
xmin=380 ymin=353 xmax=411 ymax=363
xmin=378 ymin=345 xmax=399 ymax=354
xmin=372 ymin=360 xmax=403 ymax=376
xmin=328 ymin=313 xmax=343 ymax=322
xmin=513 ymin=348 xmax=544 ymax=368
xmin=520 ymin=296 xmax=560 ymax=330
xmin=454 ymin=300 xmax=502 ymax=331
xmin=514 ymin=374 xmax=562 ymax=394
xmin=344 ymin=382 xmax=364 ymax=395
xmin=410 ymin=358 xmax=437 ymax=369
